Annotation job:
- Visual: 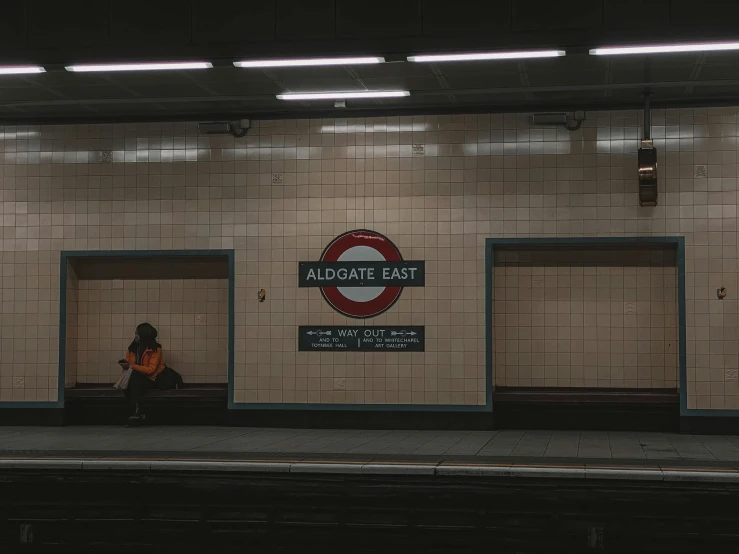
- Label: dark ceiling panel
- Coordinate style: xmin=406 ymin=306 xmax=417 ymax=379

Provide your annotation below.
xmin=529 ymin=89 xmax=600 ymax=105
xmin=379 ymin=75 xmax=442 ymax=90
xmin=193 ymin=0 xmax=276 ymax=43
xmin=8 ymin=3 xmax=739 ymax=122
xmin=0 ymin=75 xmax=40 ymax=88
xmin=277 ymin=74 xmax=367 ymax=91
xmin=696 ymin=54 xmax=739 ymax=81
xmin=0 ymin=88 xmax=65 ymax=102
xmin=13 ymin=104 xmax=102 ymax=116
xmin=110 ymin=0 xmax=190 ymax=47
xmin=525 ymin=58 xmax=603 ymax=86
xmin=0 ymin=1 xmax=26 ymax=49
xmin=608 ymin=55 xmax=699 ymax=84
xmin=690 ymin=84 xmax=739 ymax=98
xmin=603 ymin=0 xmax=669 ymax=29
xmin=420 ymin=92 xmax=521 ymax=106
xmin=196 ymin=71 xmax=278 ymax=86
xmin=125 ymin=84 xmax=218 ymax=98
xmin=512 ymin=0 xmax=603 ymax=31
xmin=422 ymin=0 xmax=511 ymax=36
xmin=434 ymin=66 xmax=523 ymax=89
xmin=606 ymin=59 xmax=648 ymax=84
xmin=648 ymin=64 xmax=697 ymax=82
xmin=80 ymin=103 xmax=169 ymax=115
xmin=352 ymin=63 xmax=435 ymax=80
xmin=34 ymin=72 xmax=124 ymax=86
xmin=104 ymin=73 xmax=208 ymax=86
xmin=354 ymin=67 xmax=440 ymax=89
xmin=164 ymin=99 xmax=275 ymax=111
xmin=51 ymin=85 xmax=139 ymax=100
xmin=671 ymin=0 xmax=739 ymax=26
xmin=695 ymin=64 xmax=739 ymax=80
xmin=276 ymin=0 xmax=335 ymax=40
xmin=27 ymin=0 xmax=109 ymax=49
xmin=337 ymin=0 xmax=421 ymax=38
xmin=194 ymin=81 xmax=281 ymax=96
xmin=357 ymin=76 xmax=439 ymax=90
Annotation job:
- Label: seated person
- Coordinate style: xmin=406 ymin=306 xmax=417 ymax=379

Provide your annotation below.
xmin=118 ymin=322 xmax=165 ymax=425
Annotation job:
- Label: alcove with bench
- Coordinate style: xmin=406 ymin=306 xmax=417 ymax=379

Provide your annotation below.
xmin=488 ymin=238 xmax=683 ymax=431
xmin=61 ymin=251 xmax=233 ymax=424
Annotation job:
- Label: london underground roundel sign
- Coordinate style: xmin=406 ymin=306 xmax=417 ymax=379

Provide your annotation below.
xmin=321 ymin=230 xmax=402 ymax=318
xmin=299 ymin=230 xmax=425 ymax=319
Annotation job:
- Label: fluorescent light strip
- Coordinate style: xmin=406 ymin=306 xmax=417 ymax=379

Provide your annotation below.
xmin=0 ymin=66 xmax=45 ymax=75
xmin=65 ymin=61 xmax=213 ymax=72
xmin=235 ymin=56 xmax=384 ymax=68
xmin=590 ymin=42 xmax=739 ymax=56
xmin=277 ymin=90 xmax=410 ymax=100
xmin=408 ymin=50 xmax=565 ymax=62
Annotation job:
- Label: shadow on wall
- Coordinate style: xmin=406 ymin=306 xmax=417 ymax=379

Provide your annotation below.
xmin=65 ymin=255 xmax=229 ymax=386
xmin=493 ymin=244 xmax=679 ymax=389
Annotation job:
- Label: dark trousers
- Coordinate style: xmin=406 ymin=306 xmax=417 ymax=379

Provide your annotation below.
xmin=125 ymin=370 xmax=153 ymax=415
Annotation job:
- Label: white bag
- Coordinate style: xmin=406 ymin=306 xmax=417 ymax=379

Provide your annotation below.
xmin=113 ymin=367 xmax=133 ymax=390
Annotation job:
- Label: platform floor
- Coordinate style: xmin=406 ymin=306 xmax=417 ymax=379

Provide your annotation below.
xmin=3 ymin=426 xmax=739 ymax=475
xmin=3 ymin=426 xmax=739 ymax=461
xmin=5 ymin=427 xmax=739 ymax=552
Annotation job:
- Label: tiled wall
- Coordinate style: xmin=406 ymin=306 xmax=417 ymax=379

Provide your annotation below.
xmin=493 ymin=249 xmax=679 ymax=388
xmin=0 ymin=108 xmax=738 ymax=409
xmin=67 ymin=279 xmax=228 ymax=384
xmin=65 ymin=264 xmax=79 ymax=388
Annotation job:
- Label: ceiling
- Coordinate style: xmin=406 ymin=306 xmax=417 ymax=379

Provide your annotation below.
xmin=2 ymin=0 xmax=739 ymax=123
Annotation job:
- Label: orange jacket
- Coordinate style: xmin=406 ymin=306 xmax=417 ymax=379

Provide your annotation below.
xmin=125 ymin=348 xmax=166 ymax=381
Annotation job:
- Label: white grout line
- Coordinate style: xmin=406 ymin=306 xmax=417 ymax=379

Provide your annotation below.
xmin=585 ymin=468 xmax=664 ymax=481
xmin=662 ymin=470 xmax=739 ymax=482
xmin=2 ymin=458 xmax=739 ymax=483
xmin=0 ymin=459 xmax=84 ymax=470
xmin=435 ymin=465 xmax=511 ymax=477
xmin=510 ymin=466 xmax=586 ymax=479
xmin=290 ymin=462 xmax=363 ymax=473
xmin=361 ymin=463 xmax=436 ymax=475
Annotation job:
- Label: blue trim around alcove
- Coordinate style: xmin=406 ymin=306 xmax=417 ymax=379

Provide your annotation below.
xmin=485 ymin=236 xmax=698 ymax=417
xmin=0 ymin=250 xmax=235 ymax=410
xmin=227 ymin=250 xmax=236 ymax=410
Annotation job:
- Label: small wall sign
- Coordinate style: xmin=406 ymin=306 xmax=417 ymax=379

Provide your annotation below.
xmin=299 ymin=326 xmax=424 ymax=352
xmin=299 ymin=229 xmax=425 ymax=318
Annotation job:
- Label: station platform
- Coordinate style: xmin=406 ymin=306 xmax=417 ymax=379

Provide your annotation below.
xmin=4 ymin=426 xmax=739 ymax=551
xmin=3 ymin=426 xmax=739 ymax=482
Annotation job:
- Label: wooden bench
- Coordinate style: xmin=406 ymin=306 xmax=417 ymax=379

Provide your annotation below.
xmin=65 ymin=383 xmax=228 ymax=399
xmin=64 ymin=383 xmax=228 ymax=425
xmin=492 ymin=387 xmax=680 ymax=432
xmin=493 ymin=387 xmax=679 ymax=405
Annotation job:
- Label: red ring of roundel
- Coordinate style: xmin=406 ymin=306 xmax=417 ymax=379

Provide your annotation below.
xmin=319 ymin=229 xmax=403 ymax=318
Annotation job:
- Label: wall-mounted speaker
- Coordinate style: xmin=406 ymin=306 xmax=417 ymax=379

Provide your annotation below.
xmin=638 ymin=139 xmax=657 ymax=206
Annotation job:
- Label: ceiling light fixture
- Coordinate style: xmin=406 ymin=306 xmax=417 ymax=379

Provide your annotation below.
xmin=0 ymin=66 xmax=46 ymax=75
xmin=407 ymin=50 xmax=565 ymax=62
xmin=65 ymin=61 xmax=213 ymax=72
xmin=276 ymin=90 xmax=410 ymax=100
xmin=235 ymin=56 xmax=384 ymax=68
xmin=590 ymin=42 xmax=739 ymax=56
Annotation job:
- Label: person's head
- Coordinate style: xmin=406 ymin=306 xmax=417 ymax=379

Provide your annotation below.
xmin=129 ymin=322 xmax=160 ymax=352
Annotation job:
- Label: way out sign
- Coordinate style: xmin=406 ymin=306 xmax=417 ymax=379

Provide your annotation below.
xmin=299 ymin=326 xmax=425 ymax=352
xmin=299 ymin=229 xmax=425 ymax=318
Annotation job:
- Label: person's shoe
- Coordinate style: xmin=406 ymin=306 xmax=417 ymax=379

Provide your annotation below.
xmin=126 ymin=414 xmax=143 ymax=427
